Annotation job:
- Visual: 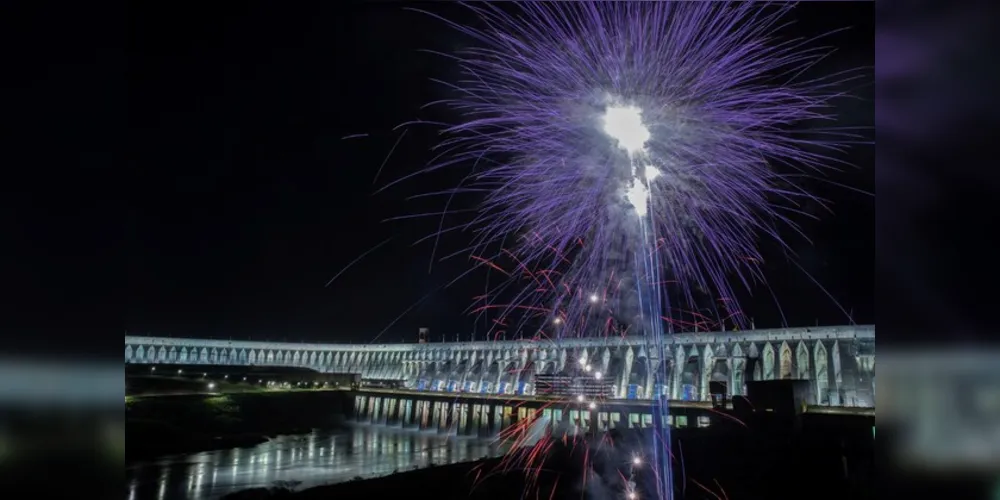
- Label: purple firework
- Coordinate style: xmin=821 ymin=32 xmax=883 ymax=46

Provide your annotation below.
xmin=404 ymin=2 xmax=856 ymax=337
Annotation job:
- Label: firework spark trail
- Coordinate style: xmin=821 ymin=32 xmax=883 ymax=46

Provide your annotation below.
xmin=406 ymin=2 xmax=859 ymax=339
xmin=324 ymin=237 xmax=394 ymax=288
xmin=372 ymin=129 xmax=408 ymax=186
xmin=392 ymin=2 xmax=860 ymax=499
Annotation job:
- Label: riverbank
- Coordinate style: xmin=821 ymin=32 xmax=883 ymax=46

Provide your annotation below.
xmin=126 ymin=390 xmax=350 ymax=461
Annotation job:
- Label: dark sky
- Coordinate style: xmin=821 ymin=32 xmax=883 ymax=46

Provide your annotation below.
xmin=126 ymin=2 xmax=874 ymax=344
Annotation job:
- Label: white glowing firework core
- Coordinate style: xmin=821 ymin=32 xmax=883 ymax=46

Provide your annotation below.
xmin=643 ymin=165 xmax=660 ymax=182
xmin=602 ymin=104 xmax=659 ymax=217
xmin=625 ymin=180 xmax=650 ymax=217
xmin=603 ymin=105 xmax=649 ymax=155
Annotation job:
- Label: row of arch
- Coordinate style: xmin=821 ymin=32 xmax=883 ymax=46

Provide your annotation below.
xmin=125 ymin=339 xmax=873 ymax=406
xmin=125 ymin=344 xmax=402 ymax=375
xmin=405 ymin=339 xmax=871 ymax=405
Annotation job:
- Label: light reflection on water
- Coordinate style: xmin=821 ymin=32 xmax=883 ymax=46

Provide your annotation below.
xmin=126 ymin=425 xmax=500 ymax=500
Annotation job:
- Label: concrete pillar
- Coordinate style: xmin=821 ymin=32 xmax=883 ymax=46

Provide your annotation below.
xmin=483 ymin=405 xmax=492 ymax=435
xmin=478 ymin=404 xmax=492 ymax=437
xmin=613 ymin=410 xmax=626 ymax=430
xmin=418 ymin=401 xmax=430 ymax=430
xmin=493 ymin=405 xmax=504 ymax=433
xmin=619 ymin=349 xmax=634 ymax=399
xmin=460 ymin=403 xmax=472 ymax=435
xmin=486 ymin=404 xmax=495 ymax=434
xmin=476 ymin=405 xmax=485 ymax=436
xmin=386 ymin=398 xmax=396 ymax=424
xmin=421 ymin=400 xmax=431 ymax=429
xmin=552 ymin=407 xmax=565 ymax=431
xmin=443 ymin=401 xmax=456 ymax=433
xmin=516 ymin=406 xmax=527 ymax=428
xmin=831 ymin=341 xmax=843 ymax=406
xmin=469 ymin=404 xmax=478 ymax=435
xmin=644 ymin=360 xmax=656 ymax=401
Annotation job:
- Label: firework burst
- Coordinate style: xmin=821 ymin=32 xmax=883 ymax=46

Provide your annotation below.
xmin=396 ymin=1 xmax=858 ymax=337
xmin=392 ymin=2 xmax=860 ymax=499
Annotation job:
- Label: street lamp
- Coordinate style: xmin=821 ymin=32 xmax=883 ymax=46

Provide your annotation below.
xmin=589 ymin=294 xmax=599 ymax=303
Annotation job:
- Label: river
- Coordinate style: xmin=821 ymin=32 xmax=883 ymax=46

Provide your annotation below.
xmin=126 ymin=424 xmax=502 ymax=500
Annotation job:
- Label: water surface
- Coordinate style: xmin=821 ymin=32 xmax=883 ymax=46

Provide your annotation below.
xmin=126 ymin=425 xmax=500 ymax=500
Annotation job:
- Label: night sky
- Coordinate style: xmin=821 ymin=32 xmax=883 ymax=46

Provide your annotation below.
xmin=126 ymin=2 xmax=874 ymax=344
